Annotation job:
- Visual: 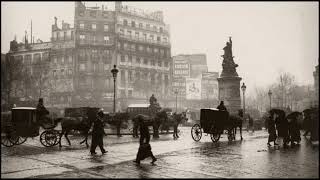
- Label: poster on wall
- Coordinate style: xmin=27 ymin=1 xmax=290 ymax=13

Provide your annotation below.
xmin=186 ymin=78 xmax=201 ymax=100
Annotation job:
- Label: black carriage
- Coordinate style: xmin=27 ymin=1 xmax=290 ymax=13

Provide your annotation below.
xmin=1 ymin=107 xmax=41 ymax=147
xmin=191 ymin=108 xmax=234 ymax=142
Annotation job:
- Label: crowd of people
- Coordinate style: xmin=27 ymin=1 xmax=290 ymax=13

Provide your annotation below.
xmin=266 ymin=109 xmax=306 ymax=148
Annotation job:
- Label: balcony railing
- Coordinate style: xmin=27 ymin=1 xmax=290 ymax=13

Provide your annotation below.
xmin=78 ymin=40 xmax=113 ymax=46
xmin=118 ymin=62 xmax=170 ymax=71
xmin=118 ymin=34 xmax=170 ymax=47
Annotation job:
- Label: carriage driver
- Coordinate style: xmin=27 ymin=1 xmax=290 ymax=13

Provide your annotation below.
xmin=217 ymin=101 xmax=227 ymax=111
xmin=36 ymin=98 xmax=50 ymax=124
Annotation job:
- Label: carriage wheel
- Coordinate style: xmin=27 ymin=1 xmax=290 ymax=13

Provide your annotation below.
xmin=191 ymin=124 xmax=202 ymax=141
xmin=15 ymin=136 xmax=27 ymax=145
xmin=40 ymin=130 xmax=58 ymax=147
xmin=53 ymin=130 xmax=61 ymax=146
xmin=1 ymin=133 xmax=18 ymax=147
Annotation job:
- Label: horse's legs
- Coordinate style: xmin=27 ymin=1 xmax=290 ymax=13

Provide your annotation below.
xmin=240 ymin=125 xmax=243 ymax=140
xmin=65 ymin=130 xmax=71 ymax=146
xmin=59 ymin=129 xmax=64 ymax=147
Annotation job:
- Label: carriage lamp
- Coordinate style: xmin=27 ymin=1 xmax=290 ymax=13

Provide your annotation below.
xmin=268 ymin=89 xmax=272 ymax=110
xmin=111 ymin=65 xmax=119 ymax=113
xmin=241 ymin=82 xmax=246 ymax=118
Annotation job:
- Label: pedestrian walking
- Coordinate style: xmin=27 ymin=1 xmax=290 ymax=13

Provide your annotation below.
xmin=288 ymin=114 xmax=301 ymax=147
xmin=275 ymin=110 xmax=290 ymax=148
xmin=248 ymin=116 xmax=254 ymax=133
xmin=302 ymin=109 xmax=312 ymax=136
xmin=267 ymin=111 xmax=278 ymax=147
xmin=133 ymin=118 xmax=157 ymax=165
xmin=90 ymin=109 xmax=107 ymax=155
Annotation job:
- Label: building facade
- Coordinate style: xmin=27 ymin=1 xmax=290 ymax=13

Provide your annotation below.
xmin=172 ymin=54 xmax=219 ymax=110
xmin=5 ymin=1 xmax=172 ymax=114
xmin=5 ymin=38 xmax=52 ymax=108
xmin=114 ymin=2 xmax=172 ymax=110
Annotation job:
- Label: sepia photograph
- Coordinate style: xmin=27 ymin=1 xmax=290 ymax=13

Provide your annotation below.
xmin=1 ymin=1 xmax=319 ymax=178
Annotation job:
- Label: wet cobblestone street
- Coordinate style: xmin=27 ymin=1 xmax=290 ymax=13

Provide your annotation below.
xmin=1 ymin=127 xmax=319 ymax=178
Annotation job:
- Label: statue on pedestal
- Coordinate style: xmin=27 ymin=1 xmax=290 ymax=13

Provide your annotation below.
xmin=221 ymin=37 xmax=239 ymax=77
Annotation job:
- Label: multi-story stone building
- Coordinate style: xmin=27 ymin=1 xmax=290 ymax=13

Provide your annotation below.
xmin=5 ymin=37 xmax=52 ymax=108
xmin=114 ymin=2 xmax=171 ymax=109
xmin=5 ymin=1 xmax=172 ymax=114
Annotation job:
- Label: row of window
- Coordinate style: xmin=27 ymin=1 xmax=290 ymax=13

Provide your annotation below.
xmin=13 ymin=53 xmax=49 ymax=65
xmin=78 ymin=10 xmax=111 ymax=19
xmin=119 ymin=70 xmax=169 ymax=83
xmin=53 ymin=56 xmax=73 ymax=64
xmin=119 ymin=28 xmax=168 ymax=42
xmin=119 ymin=55 xmax=169 ymax=67
xmin=79 ymin=63 xmax=111 ymax=72
xmin=117 ymin=42 xmax=170 ymax=57
xmin=79 ymin=22 xmax=111 ymax=32
xmin=79 ymin=34 xmax=111 ymax=44
xmin=53 ymin=69 xmax=73 ymax=76
xmin=121 ymin=19 xmax=165 ymax=33
xmin=52 ymin=31 xmax=74 ymax=41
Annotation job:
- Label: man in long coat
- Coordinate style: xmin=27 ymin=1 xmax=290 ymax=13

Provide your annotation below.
xmin=90 ymin=109 xmax=107 ymax=155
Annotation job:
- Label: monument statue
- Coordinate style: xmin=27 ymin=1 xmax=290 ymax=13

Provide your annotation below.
xmin=217 ymin=37 xmax=242 ymax=114
xmin=221 ymin=37 xmax=239 ymax=77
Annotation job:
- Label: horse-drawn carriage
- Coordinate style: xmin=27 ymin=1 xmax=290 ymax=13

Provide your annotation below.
xmin=1 ymin=107 xmax=59 ymax=147
xmin=191 ymin=108 xmax=236 ymax=142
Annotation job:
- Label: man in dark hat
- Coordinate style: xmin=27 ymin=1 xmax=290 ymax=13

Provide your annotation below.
xmin=90 ymin=108 xmax=107 ymax=155
xmin=36 ymin=98 xmax=50 ymax=124
xmin=217 ymin=101 xmax=227 ymax=111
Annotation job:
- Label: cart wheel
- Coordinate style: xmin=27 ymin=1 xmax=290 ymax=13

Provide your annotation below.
xmin=1 ymin=133 xmax=18 ymax=147
xmin=191 ymin=124 xmax=202 ymax=141
xmin=53 ymin=130 xmax=61 ymax=146
xmin=15 ymin=136 xmax=27 ymax=145
xmin=40 ymin=130 xmax=58 ymax=147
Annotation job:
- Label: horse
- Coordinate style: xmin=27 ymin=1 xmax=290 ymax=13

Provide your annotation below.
xmin=171 ymin=112 xmax=187 ymax=139
xmin=104 ymin=112 xmax=129 ymax=137
xmin=132 ymin=110 xmax=168 ymax=138
xmin=229 ymin=109 xmax=244 ymax=140
xmin=56 ymin=116 xmax=93 ymax=148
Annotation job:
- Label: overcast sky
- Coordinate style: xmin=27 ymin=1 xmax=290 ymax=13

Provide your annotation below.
xmin=1 ymin=1 xmax=319 ymax=94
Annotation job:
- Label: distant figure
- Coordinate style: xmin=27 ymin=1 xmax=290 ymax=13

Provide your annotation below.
xmin=133 ymin=118 xmax=157 ymax=165
xmin=217 ymin=101 xmax=227 ymax=111
xmin=36 ymin=98 xmax=50 ymax=124
xmin=149 ymin=94 xmax=157 ymax=106
xmin=267 ymin=111 xmax=278 ymax=147
xmin=248 ymin=116 xmax=254 ymax=133
xmin=90 ymin=109 xmax=107 ymax=155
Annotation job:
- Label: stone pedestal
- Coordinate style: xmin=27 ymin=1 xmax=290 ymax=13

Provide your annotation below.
xmin=217 ymin=76 xmax=242 ymax=114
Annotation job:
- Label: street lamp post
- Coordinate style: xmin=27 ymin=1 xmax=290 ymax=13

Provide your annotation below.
xmin=174 ymin=89 xmax=178 ymax=112
xmin=111 ymin=65 xmax=119 ymax=113
xmin=241 ymin=82 xmax=247 ymax=117
xmin=268 ymin=89 xmax=272 ymax=110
